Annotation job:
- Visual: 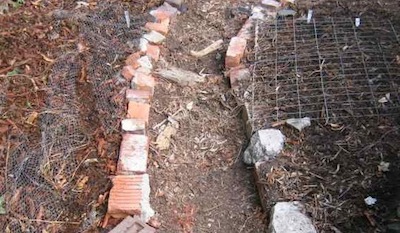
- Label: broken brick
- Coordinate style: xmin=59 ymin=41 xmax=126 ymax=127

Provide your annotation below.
xmin=238 ymin=18 xmax=254 ymax=41
xmin=140 ymin=38 xmax=149 ymax=53
xmin=146 ymin=44 xmax=161 ymax=62
xmin=109 ymin=216 xmax=156 ymax=233
xmin=107 ymin=175 xmax=154 ymax=221
xmin=126 ymin=89 xmax=152 ymax=102
xmin=150 ymin=2 xmax=178 ymax=21
xmin=137 ymin=56 xmax=153 ymax=70
xmin=225 ymin=37 xmax=247 ymax=69
xmin=121 ymin=66 xmax=136 ymax=81
xmin=131 ymin=72 xmax=156 ymax=92
xmin=121 ymin=119 xmax=146 ymax=133
xmin=145 ymin=18 xmax=170 ymax=35
xmin=127 ymin=102 xmax=150 ymax=123
xmin=136 ymin=67 xmax=152 ymax=75
xmin=117 ymin=134 xmax=148 ymax=174
xmin=229 ymin=67 xmax=251 ymax=90
xmin=125 ymin=52 xmax=141 ymax=68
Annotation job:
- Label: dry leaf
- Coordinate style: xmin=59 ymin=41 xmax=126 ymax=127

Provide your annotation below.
xmin=156 ymin=124 xmax=178 ymax=150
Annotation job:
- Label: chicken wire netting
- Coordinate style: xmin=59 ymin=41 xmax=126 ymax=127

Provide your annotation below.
xmin=1 ymin=2 xmax=145 ymax=232
xmin=249 ymin=17 xmax=400 ymax=131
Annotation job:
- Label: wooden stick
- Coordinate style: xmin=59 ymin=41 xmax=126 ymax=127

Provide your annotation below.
xmin=190 ymin=39 xmax=223 ymax=57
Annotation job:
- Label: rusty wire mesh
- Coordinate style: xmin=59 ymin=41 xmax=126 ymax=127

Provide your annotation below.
xmin=249 ymin=17 xmax=400 ymax=131
xmin=1 ymin=2 xmax=146 ymax=232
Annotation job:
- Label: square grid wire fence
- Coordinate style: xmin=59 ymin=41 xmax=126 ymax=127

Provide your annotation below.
xmin=250 ymin=17 xmax=400 ymax=131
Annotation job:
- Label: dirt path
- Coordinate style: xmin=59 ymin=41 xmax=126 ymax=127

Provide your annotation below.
xmin=148 ymin=0 xmax=266 ymax=232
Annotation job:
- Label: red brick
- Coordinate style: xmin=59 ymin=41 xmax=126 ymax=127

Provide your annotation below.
xmin=125 ymin=52 xmax=141 ymax=68
xmin=109 ymin=216 xmax=156 ymax=233
xmin=107 ymin=175 xmax=149 ymax=219
xmin=121 ymin=66 xmax=136 ymax=81
xmin=146 ymin=44 xmax=161 ymax=62
xmin=132 ymin=72 xmax=156 ymax=93
xmin=117 ymin=134 xmax=148 ymax=174
xmin=225 ymin=37 xmax=247 ymax=69
xmin=127 ymin=102 xmax=150 ymax=122
xmin=145 ymin=18 xmax=170 ymax=35
xmin=126 ymin=89 xmax=152 ymax=102
xmin=150 ymin=2 xmax=178 ymax=21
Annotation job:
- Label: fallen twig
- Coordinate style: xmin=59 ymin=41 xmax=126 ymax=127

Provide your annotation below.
xmin=190 ymin=39 xmax=223 ymax=58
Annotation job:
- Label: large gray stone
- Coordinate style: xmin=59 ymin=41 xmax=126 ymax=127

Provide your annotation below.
xmin=243 ymin=129 xmax=285 ymax=165
xmin=269 ymin=202 xmax=317 ymax=233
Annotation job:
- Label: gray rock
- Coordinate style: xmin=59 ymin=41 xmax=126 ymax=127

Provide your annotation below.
xmin=269 ymin=202 xmax=317 ymax=233
xmin=243 ymin=129 xmax=285 ymax=165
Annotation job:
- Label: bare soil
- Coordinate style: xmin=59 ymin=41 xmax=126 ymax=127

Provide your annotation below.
xmin=148 ymin=0 xmax=266 ymax=232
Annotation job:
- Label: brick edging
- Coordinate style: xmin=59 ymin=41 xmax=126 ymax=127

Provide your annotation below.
xmin=105 ymin=0 xmax=181 ymax=227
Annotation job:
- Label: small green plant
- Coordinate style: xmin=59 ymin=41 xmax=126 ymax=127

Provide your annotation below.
xmin=6 ymin=68 xmax=20 ymax=77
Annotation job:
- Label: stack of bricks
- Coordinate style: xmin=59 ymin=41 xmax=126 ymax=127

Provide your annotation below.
xmin=225 ymin=0 xmax=285 ymax=137
xmin=225 ymin=0 xmax=284 ymax=90
xmin=107 ymin=0 xmax=181 ymax=226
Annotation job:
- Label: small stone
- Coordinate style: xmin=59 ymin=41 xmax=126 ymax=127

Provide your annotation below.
xmin=286 ymin=117 xmax=311 ymax=131
xmin=261 ymin=0 xmax=281 ymax=8
xmin=225 ymin=37 xmax=247 ymax=69
xmin=143 ymin=31 xmax=166 ymax=44
xmin=137 ymin=56 xmax=153 ymax=70
xmin=243 ymin=129 xmax=285 ymax=165
xmin=364 ymin=196 xmax=377 ymax=206
xmin=269 ymin=202 xmax=317 ymax=233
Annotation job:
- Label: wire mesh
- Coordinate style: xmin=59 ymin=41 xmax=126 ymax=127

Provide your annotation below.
xmin=250 ymin=17 xmax=400 ymax=131
xmin=2 ymin=2 xmax=146 ymax=232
